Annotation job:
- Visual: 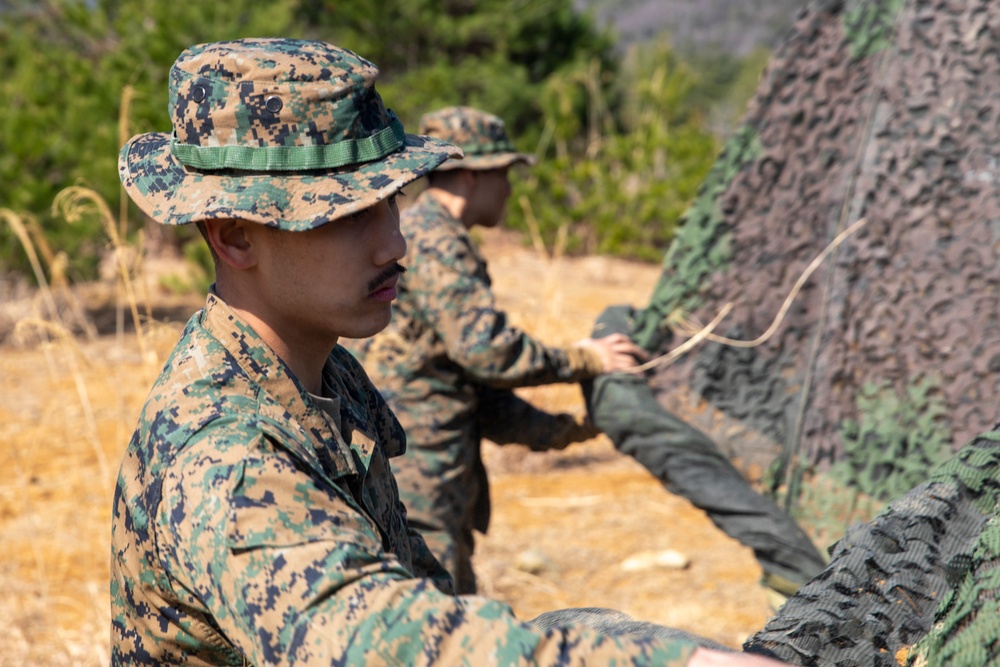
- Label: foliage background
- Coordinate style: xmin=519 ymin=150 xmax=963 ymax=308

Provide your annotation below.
xmin=0 ymin=0 xmax=774 ymax=281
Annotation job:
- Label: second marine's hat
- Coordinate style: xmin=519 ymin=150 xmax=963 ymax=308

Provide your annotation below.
xmin=418 ymin=106 xmax=536 ymax=172
xmin=118 ymin=38 xmax=462 ymax=231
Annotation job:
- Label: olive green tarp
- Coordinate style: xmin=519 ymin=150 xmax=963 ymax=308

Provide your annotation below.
xmin=586 ymin=305 xmax=827 ymax=592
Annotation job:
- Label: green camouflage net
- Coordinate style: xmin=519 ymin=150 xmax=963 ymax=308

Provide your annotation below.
xmin=631 ymin=0 xmax=1000 ymax=658
xmin=745 ymin=430 xmax=1000 ymax=666
xmin=775 ymin=373 xmax=952 ymax=550
xmin=909 ymin=514 xmax=1000 ymax=666
xmin=832 ymin=375 xmax=952 ymax=501
xmin=842 ymin=0 xmax=905 ymax=58
xmin=631 ymin=125 xmax=761 ymax=351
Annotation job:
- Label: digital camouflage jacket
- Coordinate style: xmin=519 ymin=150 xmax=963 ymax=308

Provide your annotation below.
xmin=360 ymin=194 xmax=602 ymax=538
xmin=110 ymin=291 xmax=696 ymax=666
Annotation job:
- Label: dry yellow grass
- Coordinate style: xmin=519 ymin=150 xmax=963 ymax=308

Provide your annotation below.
xmin=0 ymin=321 xmax=183 ymax=666
xmin=1 ymin=224 xmax=771 ymax=665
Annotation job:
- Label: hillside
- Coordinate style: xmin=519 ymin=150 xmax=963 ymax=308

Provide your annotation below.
xmin=577 ymin=0 xmax=809 ymax=54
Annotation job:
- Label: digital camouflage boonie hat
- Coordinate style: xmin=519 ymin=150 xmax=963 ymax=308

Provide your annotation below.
xmin=119 ymin=39 xmax=462 ymax=231
xmin=418 ymin=106 xmax=536 ymax=171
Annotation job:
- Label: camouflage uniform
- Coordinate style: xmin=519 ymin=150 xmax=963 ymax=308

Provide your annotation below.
xmin=112 ymin=40 xmax=699 ymax=666
xmin=110 ymin=292 xmax=696 ymax=665
xmin=361 ymin=110 xmax=603 ymax=592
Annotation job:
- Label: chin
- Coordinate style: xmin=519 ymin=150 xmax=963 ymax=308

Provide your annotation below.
xmin=344 ymin=311 xmax=393 ymax=339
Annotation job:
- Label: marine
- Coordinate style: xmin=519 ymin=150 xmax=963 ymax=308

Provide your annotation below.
xmin=356 ymin=105 xmax=646 ymax=594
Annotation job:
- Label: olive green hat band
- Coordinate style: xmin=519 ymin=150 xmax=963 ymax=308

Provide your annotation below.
xmin=170 ymin=114 xmax=406 ymax=171
xmin=458 ymin=138 xmax=518 ymax=156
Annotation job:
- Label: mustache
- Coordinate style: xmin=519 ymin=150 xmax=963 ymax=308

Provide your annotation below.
xmin=367 ymin=262 xmax=406 ymax=293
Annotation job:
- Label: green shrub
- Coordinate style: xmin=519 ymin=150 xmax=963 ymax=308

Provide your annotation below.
xmin=1 ymin=1 xmax=764 ymax=282
xmin=507 ymin=39 xmax=724 ymax=261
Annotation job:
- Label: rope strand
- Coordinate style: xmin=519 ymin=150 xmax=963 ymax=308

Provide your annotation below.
xmin=617 ymin=216 xmax=868 ymax=373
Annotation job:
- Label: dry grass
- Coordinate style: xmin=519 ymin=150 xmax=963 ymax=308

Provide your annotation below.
xmin=0 ymin=217 xmax=772 ymax=665
xmin=1 ymin=194 xmax=187 ymax=666
xmin=0 ymin=325 xmax=182 ymax=666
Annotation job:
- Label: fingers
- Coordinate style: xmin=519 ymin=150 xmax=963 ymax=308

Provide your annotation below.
xmin=595 ymin=333 xmax=648 ymax=372
xmin=686 ymin=648 xmax=791 ymax=667
xmin=574 ymin=334 xmax=648 ymax=373
xmin=601 ymin=332 xmax=649 ymax=363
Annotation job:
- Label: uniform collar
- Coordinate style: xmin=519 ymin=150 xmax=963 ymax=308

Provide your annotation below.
xmin=199 ymin=290 xmax=403 ymax=469
xmin=200 ymin=290 xmax=359 ymax=473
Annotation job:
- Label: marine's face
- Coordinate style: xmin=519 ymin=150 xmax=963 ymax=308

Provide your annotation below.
xmin=250 ymin=194 xmax=407 ymax=343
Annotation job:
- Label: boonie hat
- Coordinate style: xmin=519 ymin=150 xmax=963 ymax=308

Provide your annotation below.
xmin=119 ymin=39 xmax=462 ymax=231
xmin=418 ymin=106 xmax=536 ymax=171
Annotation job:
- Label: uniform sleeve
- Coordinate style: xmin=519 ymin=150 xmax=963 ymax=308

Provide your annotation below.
xmin=478 ymin=386 xmax=599 ymax=450
xmin=157 ymin=434 xmax=696 ymax=667
xmin=412 ymin=230 xmax=602 ymax=389
xmin=398 ymin=493 xmax=456 ymax=593
xmin=406 ymin=521 xmax=456 ymax=593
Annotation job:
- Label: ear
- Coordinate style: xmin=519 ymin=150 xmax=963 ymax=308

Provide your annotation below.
xmin=459 ymin=169 xmax=479 ymax=192
xmin=202 ymin=219 xmax=257 ymax=270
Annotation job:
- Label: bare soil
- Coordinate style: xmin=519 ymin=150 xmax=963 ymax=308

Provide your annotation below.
xmin=0 ymin=228 xmax=771 ymax=665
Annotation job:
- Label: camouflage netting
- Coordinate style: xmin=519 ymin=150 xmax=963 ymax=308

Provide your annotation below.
xmin=909 ymin=513 xmax=1000 ymax=666
xmin=744 ymin=428 xmax=1000 ymax=666
xmin=908 ymin=516 xmax=1000 ymax=667
xmin=635 ymin=0 xmax=1000 ymax=501
xmin=623 ymin=0 xmax=1000 ymax=659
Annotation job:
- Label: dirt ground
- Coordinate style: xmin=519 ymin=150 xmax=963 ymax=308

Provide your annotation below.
xmin=0 ymin=228 xmax=772 ymax=665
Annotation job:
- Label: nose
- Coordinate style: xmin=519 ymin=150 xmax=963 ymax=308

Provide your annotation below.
xmin=370 ymin=197 xmax=406 ymax=266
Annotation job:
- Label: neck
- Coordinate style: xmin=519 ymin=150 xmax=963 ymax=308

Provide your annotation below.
xmin=215 ymin=278 xmax=330 ymax=395
xmin=425 ymin=186 xmax=471 ymax=228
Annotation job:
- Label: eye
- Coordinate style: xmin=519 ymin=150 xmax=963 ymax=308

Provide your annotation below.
xmin=347 ymin=193 xmax=404 ymax=221
xmin=348 ymin=205 xmax=371 ymax=222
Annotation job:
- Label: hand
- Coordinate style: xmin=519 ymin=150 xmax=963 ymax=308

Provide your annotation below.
xmin=573 ymin=333 xmax=648 ymax=373
xmin=687 ymin=648 xmax=791 ymax=667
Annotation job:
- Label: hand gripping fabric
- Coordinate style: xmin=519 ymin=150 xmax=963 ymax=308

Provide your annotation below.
xmin=584 ymin=305 xmax=827 ymax=592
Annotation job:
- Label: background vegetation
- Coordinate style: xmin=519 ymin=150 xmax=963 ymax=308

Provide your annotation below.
xmin=0 ymin=0 xmax=771 ymax=282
